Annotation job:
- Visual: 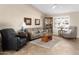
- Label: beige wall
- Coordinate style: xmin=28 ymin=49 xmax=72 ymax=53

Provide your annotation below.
xmin=0 ymin=4 xmax=44 ymax=31
xmin=53 ymin=12 xmax=79 ymax=38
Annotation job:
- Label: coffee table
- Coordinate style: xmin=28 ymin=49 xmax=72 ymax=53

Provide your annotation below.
xmin=41 ymin=34 xmax=52 ymax=42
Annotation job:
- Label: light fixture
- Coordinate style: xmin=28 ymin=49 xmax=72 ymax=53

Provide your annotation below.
xmin=52 ymin=4 xmax=56 ymax=9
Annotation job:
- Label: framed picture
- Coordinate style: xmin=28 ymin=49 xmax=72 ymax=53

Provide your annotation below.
xmin=35 ymin=19 xmax=40 ymax=25
xmin=24 ymin=17 xmax=31 ymax=25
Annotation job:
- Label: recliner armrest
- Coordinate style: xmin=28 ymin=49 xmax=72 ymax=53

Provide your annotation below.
xmin=16 ymin=35 xmax=26 ymax=38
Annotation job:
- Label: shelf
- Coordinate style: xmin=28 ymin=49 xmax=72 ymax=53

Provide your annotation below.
xmin=43 ymin=17 xmax=53 ymax=34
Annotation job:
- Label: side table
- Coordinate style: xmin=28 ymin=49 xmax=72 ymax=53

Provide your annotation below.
xmin=58 ymin=30 xmax=63 ymax=37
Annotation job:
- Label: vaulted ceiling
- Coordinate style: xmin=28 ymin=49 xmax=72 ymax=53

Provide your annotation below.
xmin=32 ymin=4 xmax=79 ymax=15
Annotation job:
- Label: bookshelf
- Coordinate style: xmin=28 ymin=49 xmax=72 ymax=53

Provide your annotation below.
xmin=43 ymin=17 xmax=53 ymax=35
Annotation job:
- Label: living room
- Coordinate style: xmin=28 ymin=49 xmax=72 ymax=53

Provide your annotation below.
xmin=0 ymin=4 xmax=79 ymax=55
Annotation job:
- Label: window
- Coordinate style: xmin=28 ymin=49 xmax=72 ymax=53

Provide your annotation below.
xmin=53 ymin=16 xmax=70 ymax=31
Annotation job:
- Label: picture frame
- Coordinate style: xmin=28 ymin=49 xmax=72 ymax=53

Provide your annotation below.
xmin=24 ymin=17 xmax=31 ymax=25
xmin=35 ymin=19 xmax=40 ymax=25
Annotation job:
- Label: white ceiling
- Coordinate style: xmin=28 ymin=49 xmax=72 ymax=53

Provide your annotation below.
xmin=32 ymin=4 xmax=79 ymax=15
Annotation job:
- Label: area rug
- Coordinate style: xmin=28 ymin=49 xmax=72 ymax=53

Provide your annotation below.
xmin=30 ymin=38 xmax=60 ymax=48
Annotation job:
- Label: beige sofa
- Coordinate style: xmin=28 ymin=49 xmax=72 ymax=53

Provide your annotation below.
xmin=27 ymin=28 xmax=45 ymax=40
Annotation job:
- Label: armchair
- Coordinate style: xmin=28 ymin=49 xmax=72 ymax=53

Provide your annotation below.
xmin=62 ymin=26 xmax=77 ymax=39
xmin=0 ymin=28 xmax=27 ymax=51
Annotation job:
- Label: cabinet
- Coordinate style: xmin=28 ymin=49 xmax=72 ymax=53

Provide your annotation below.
xmin=43 ymin=17 xmax=53 ymax=35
